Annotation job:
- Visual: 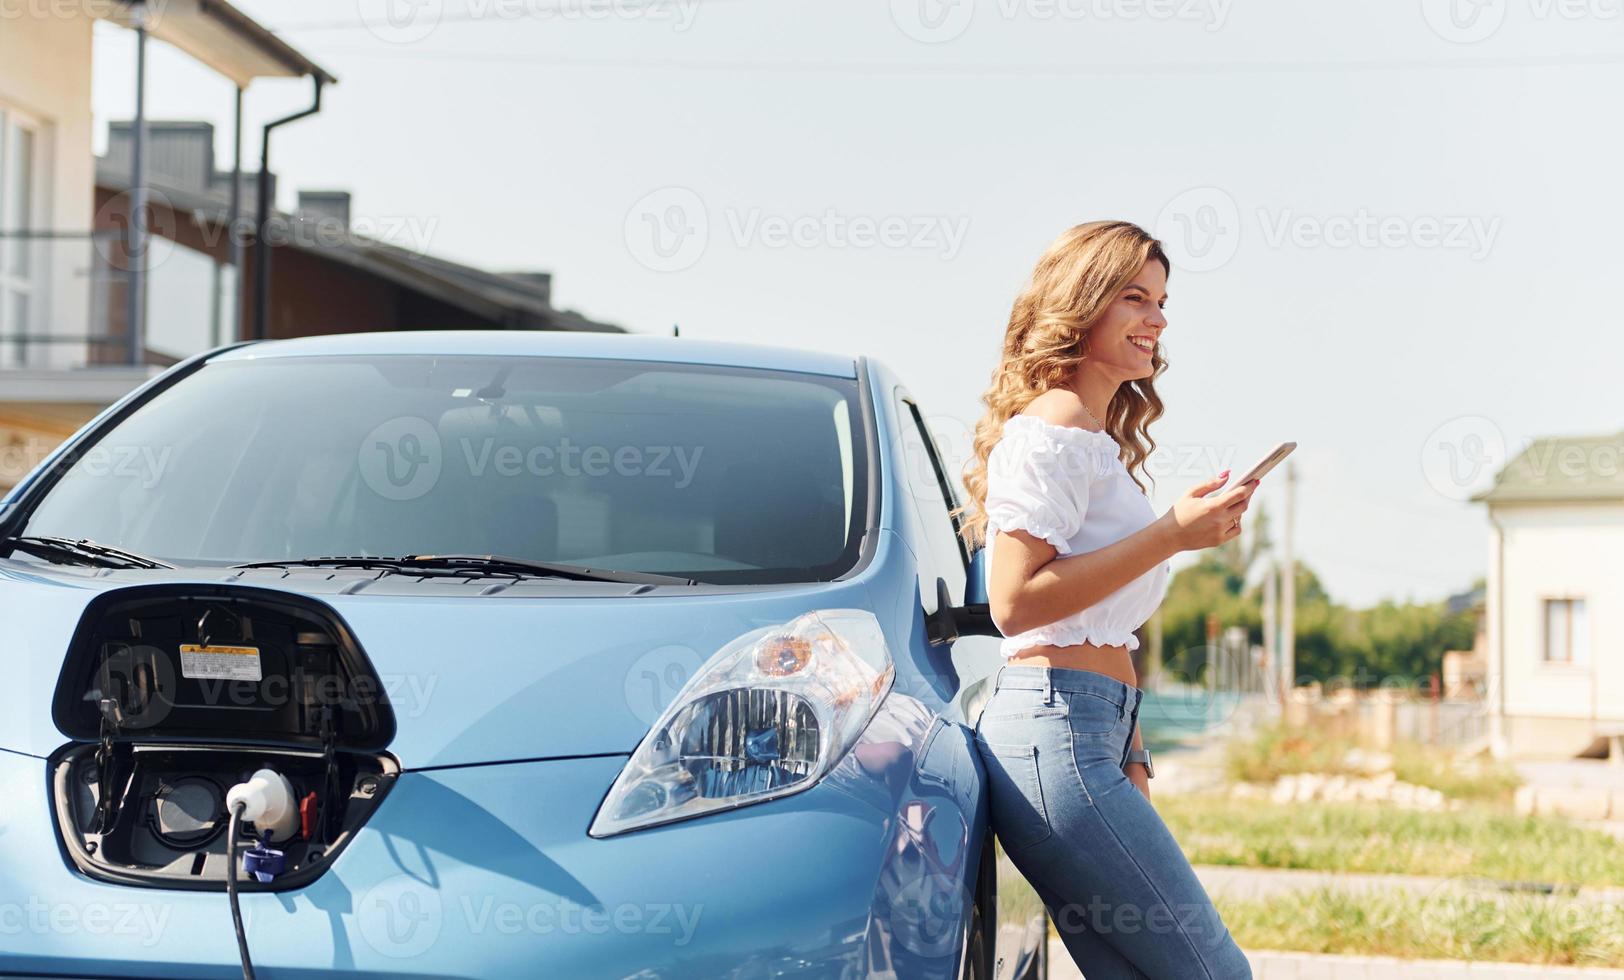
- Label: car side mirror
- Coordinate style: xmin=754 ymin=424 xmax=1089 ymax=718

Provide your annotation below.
xmin=964 ymin=546 xmax=989 ymax=606
xmin=925 ymin=548 xmax=1000 ymax=645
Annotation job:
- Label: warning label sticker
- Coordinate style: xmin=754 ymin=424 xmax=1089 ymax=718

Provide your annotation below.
xmin=179 ymin=644 xmax=263 ymax=682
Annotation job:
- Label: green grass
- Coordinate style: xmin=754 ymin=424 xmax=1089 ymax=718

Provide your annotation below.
xmin=1159 ymin=796 xmax=1624 ymax=887
xmin=1391 ymin=741 xmax=1522 ymax=804
xmin=1224 ymin=722 xmax=1522 ymax=803
xmin=1220 ymin=886 xmax=1624 ymax=967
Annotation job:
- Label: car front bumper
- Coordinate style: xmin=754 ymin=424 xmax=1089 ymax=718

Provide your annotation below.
xmin=0 ymin=695 xmax=981 ymax=979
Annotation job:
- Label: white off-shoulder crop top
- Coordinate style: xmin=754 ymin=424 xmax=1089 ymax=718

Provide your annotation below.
xmin=983 ymin=414 xmax=1171 ymax=657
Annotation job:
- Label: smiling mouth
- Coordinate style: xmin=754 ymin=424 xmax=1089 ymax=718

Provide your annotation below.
xmin=1129 ymin=336 xmax=1156 ymax=353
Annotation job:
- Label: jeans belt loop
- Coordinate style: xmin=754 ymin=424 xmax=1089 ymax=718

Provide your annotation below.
xmin=1042 ymin=671 xmax=1054 ymax=706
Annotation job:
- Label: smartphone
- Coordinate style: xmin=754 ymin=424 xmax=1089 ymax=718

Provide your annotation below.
xmin=1233 ymin=441 xmax=1296 ymax=487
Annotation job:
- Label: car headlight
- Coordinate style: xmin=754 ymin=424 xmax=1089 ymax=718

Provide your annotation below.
xmin=589 ymin=609 xmax=894 ymax=837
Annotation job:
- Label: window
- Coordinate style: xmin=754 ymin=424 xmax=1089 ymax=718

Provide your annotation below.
xmin=0 ymin=103 xmax=40 ymax=367
xmin=18 ymin=355 xmax=871 ymax=584
xmin=1543 ymin=597 xmax=1589 ymax=664
xmin=898 ymin=397 xmax=968 ymax=603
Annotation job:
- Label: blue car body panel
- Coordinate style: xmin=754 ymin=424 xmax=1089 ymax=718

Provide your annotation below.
xmin=0 ymin=335 xmax=1035 ymax=978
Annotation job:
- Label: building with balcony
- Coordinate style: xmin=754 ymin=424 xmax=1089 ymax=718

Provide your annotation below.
xmin=0 ymin=1 xmax=621 ymax=494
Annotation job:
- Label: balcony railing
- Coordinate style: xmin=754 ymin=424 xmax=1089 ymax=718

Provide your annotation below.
xmin=0 ymin=229 xmax=238 ymax=371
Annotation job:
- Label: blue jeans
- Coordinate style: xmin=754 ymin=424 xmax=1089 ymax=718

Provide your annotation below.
xmin=973 ymin=665 xmax=1251 ymax=979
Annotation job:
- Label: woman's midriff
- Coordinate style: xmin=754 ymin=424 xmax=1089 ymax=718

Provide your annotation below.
xmin=1007 ymin=642 xmax=1138 ymax=688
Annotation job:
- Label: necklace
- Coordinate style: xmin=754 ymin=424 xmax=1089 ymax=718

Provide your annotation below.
xmin=1079 ymin=400 xmax=1107 ymax=431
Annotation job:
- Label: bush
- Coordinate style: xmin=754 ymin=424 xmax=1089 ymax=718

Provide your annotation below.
xmin=1224 ymin=722 xmax=1359 ymax=784
xmin=1225 ymin=721 xmax=1522 ymax=803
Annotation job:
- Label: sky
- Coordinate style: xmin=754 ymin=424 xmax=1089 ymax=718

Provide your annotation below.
xmin=89 ymin=0 xmax=1624 ymax=608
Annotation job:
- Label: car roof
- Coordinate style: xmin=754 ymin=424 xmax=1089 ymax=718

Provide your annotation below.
xmin=210 ymin=331 xmax=859 ymax=379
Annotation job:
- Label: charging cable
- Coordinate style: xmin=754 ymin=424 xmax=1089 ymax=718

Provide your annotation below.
xmin=226 ymin=801 xmax=256 ymax=980
xmin=223 ymin=768 xmax=297 ymax=980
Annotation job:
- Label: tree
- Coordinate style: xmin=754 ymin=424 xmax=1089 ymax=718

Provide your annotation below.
xmin=1155 ymin=506 xmax=1476 ymax=687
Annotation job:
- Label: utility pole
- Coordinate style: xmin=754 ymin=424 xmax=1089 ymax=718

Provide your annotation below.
xmin=1281 ymin=460 xmax=1297 ymax=714
xmin=1262 ymin=559 xmax=1277 ymax=702
xmin=126 ymin=1 xmax=149 ymax=365
xmin=1206 ymin=610 xmax=1220 ymax=702
xmin=1148 ymin=606 xmax=1163 ymax=691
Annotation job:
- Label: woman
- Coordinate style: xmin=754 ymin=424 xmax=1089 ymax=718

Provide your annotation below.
xmin=960 ymin=220 xmax=1255 ymax=978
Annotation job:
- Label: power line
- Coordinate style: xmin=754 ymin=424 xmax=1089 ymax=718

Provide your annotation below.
xmin=271 ymin=0 xmax=733 ymax=34
xmin=298 ymin=48 xmax=1624 ymax=75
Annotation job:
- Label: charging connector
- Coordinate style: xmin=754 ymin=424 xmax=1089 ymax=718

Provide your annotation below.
xmin=225 ymin=769 xmax=298 ymax=842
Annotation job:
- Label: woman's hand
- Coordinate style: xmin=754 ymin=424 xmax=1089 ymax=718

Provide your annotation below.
xmin=1158 ymin=471 xmax=1257 ymax=552
xmin=1125 ymin=762 xmax=1151 ymax=800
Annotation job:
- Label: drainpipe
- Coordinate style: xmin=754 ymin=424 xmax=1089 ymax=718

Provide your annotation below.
xmin=251 ymin=76 xmax=324 ymax=341
xmin=227 ymin=84 xmax=245 ymax=343
xmin=125 ymin=0 xmax=150 ymax=365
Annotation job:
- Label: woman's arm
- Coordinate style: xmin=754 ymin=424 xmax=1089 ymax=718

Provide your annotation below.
xmin=988 ymin=519 xmax=1179 ymax=637
xmin=989 ymin=472 xmax=1255 ymax=637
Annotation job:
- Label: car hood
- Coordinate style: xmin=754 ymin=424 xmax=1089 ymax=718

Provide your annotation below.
xmin=0 ymin=560 xmax=889 ymax=769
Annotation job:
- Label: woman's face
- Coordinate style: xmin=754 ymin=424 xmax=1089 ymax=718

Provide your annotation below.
xmin=1083 ymin=258 xmax=1167 ymax=382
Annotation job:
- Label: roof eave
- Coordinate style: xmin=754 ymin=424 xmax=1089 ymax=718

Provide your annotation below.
xmin=100 ymin=0 xmax=336 ymax=88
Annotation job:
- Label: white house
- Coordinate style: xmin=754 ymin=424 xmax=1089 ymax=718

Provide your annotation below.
xmin=0 ymin=2 xmax=617 ymax=497
xmin=1474 ymin=429 xmax=1624 ymax=760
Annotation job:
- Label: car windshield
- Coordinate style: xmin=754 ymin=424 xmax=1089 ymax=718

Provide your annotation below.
xmin=16 ymin=354 xmax=868 ymax=584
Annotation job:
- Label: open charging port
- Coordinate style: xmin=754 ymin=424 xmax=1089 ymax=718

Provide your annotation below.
xmin=48 ymin=584 xmax=399 ymax=892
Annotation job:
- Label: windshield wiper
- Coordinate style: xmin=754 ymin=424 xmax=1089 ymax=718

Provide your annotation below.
xmin=233 ymin=554 xmax=696 ymax=586
xmin=402 ymin=554 xmax=696 ymax=585
xmin=1 ymin=535 xmax=175 ymax=570
xmin=232 ymin=556 xmax=411 ymax=571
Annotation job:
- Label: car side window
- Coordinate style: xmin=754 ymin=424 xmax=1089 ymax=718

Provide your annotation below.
xmin=898 ymin=397 xmax=969 ymax=603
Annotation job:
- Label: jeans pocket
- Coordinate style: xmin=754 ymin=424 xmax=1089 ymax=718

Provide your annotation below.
xmin=982 ymin=707 xmax=1068 ymax=724
xmin=973 ymin=737 xmax=1053 ymax=853
xmin=980 ymin=688 xmax=1067 ymax=726
xmin=1064 ymin=691 xmax=1121 ymax=739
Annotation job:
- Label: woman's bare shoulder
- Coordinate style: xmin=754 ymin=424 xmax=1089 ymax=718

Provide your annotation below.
xmin=1019 ymin=390 xmax=1100 ymax=432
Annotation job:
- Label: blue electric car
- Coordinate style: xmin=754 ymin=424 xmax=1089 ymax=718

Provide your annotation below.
xmin=0 ymin=332 xmax=1048 ymax=978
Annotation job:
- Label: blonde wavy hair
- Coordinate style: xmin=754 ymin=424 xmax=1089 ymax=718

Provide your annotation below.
xmin=957 ymin=220 xmax=1170 ymax=551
